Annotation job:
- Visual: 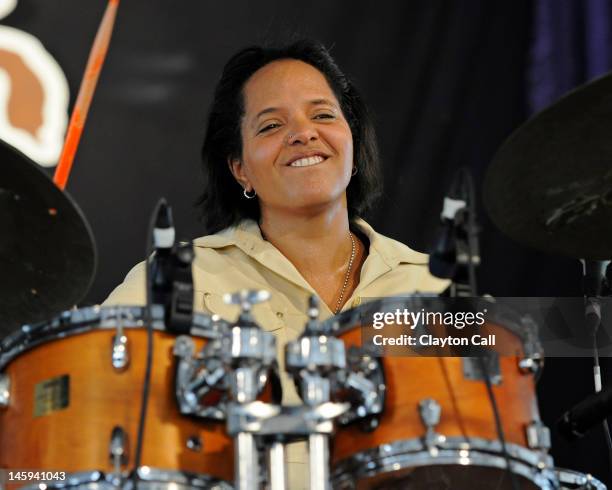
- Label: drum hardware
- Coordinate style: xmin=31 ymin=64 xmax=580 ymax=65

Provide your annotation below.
xmin=418 ymin=398 xmax=445 ymax=453
xmin=129 ymin=467 xmax=232 ymax=490
xmin=109 ymin=426 xmax=129 ymax=486
xmin=267 ymin=441 xmax=286 ymax=490
xmin=18 ymin=469 xmax=233 ymax=490
xmin=285 ymin=295 xmax=348 ymax=490
xmin=134 ymin=467 xmax=233 ymax=490
xmin=222 ymin=401 xmax=350 ymax=490
xmin=0 ymin=305 xmax=169 ymax=368
xmin=462 ymin=353 xmax=502 ymax=384
xmin=221 ymin=398 xmax=348 ymax=488
xmin=0 ymin=373 xmax=9 ymax=408
xmin=111 ymin=321 xmax=129 ymax=371
xmin=332 ymin=437 xmax=559 ymax=490
xmin=186 ymin=435 xmax=203 ymax=452
xmin=555 ymin=468 xmax=607 ymax=490
xmin=174 ymin=335 xmax=229 ymax=420
xmin=221 ymin=289 xmax=278 ymax=490
xmin=518 ymin=316 xmax=545 ymax=376
xmin=526 ymin=421 xmax=552 ymax=451
xmin=181 ymin=293 xmax=350 ymax=490
xmin=335 ymin=345 xmax=384 ymax=429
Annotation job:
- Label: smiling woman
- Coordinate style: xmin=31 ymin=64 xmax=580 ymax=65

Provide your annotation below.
xmin=230 ymin=60 xmax=354 ymax=217
xmin=199 ymin=40 xmax=382 ymax=235
xmin=104 ymin=39 xmax=448 ymax=489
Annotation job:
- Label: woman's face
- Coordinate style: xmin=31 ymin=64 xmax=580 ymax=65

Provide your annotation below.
xmin=230 ymin=59 xmax=354 ymax=216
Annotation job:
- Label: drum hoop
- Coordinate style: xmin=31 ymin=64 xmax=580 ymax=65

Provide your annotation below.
xmin=332 ymin=436 xmax=556 ymax=488
xmin=18 ymin=468 xmax=233 ymax=490
xmin=0 ymin=305 xmax=229 ymax=371
xmin=554 ymin=467 xmax=607 ymax=490
xmin=322 ymin=295 xmax=534 ymax=342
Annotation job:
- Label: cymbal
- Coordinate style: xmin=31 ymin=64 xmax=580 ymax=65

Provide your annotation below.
xmin=0 ymin=140 xmax=96 ymax=336
xmin=484 ymin=72 xmax=612 ymax=260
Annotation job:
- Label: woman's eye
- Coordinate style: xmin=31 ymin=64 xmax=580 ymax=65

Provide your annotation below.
xmin=314 ymin=113 xmax=335 ymax=120
xmin=258 ymin=123 xmax=280 ymax=134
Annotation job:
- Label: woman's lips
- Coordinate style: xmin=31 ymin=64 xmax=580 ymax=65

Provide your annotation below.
xmin=288 ymin=155 xmax=327 ymax=167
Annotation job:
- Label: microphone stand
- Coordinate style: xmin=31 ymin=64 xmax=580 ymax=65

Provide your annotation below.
xmin=132 ymin=199 xmax=195 ymax=489
xmin=428 ymin=167 xmax=480 ymax=298
xmin=579 ymin=258 xmax=612 ymax=478
xmin=429 ymin=169 xmax=521 ymax=490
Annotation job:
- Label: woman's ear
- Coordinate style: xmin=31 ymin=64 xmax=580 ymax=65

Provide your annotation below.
xmin=228 ymin=157 xmax=251 ymax=191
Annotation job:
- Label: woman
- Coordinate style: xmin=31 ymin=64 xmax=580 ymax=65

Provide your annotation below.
xmin=105 ymin=39 xmax=447 ymax=488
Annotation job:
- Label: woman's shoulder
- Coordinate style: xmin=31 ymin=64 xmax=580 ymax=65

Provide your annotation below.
xmin=354 ymin=219 xmax=449 ymax=294
xmin=354 ymin=218 xmax=429 ymax=265
xmin=193 ymin=219 xmax=261 ymax=251
xmin=102 ymin=222 xmax=252 ymax=306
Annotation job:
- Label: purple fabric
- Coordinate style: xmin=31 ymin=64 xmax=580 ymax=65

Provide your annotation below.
xmin=586 ymin=0 xmax=612 ymax=76
xmin=529 ymin=0 xmax=612 ymax=113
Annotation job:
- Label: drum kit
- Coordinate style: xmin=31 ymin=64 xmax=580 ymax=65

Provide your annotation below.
xmin=2 ymin=54 xmax=612 ymax=490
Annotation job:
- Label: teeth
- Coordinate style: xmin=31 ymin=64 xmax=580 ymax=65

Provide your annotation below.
xmin=289 ymin=155 xmax=325 ymax=167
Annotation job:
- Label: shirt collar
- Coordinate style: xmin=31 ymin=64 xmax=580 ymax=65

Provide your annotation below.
xmin=193 ymin=218 xmax=430 ymax=293
xmin=193 ymin=220 xmax=314 ymax=293
xmin=353 ymin=218 xmax=429 ymax=268
xmin=195 ymin=219 xmax=427 ymax=261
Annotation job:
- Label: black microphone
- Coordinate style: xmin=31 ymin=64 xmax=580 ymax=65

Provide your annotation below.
xmin=150 ymin=200 xmax=175 ymax=305
xmin=603 ymin=262 xmax=612 ymax=297
xmin=580 ymin=259 xmax=611 ymax=336
xmin=429 ymin=174 xmax=467 ymax=279
xmin=581 ymin=259 xmax=609 ymax=298
xmin=558 ymin=387 xmax=612 ymax=440
xmin=148 ymin=199 xmax=194 ymax=334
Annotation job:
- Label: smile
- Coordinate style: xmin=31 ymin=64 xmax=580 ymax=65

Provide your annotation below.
xmin=289 ymin=155 xmax=326 ymax=167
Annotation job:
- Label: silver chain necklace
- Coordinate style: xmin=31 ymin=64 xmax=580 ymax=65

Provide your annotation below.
xmin=334 ymin=231 xmax=356 ymax=314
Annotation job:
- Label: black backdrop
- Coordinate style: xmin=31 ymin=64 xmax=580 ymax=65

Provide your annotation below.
xmin=5 ymin=0 xmax=608 ymax=483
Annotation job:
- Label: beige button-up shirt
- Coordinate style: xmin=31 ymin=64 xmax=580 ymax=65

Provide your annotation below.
xmin=104 ymin=218 xmax=448 ymax=488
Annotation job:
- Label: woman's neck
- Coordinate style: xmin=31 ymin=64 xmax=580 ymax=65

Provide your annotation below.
xmin=258 ymin=203 xmax=365 ymax=312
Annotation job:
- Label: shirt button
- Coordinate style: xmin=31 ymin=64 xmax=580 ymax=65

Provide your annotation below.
xmin=204 ymin=292 xmax=211 ymax=298
xmin=352 ymin=296 xmax=361 ymax=307
xmin=276 ymin=311 xmax=284 ymax=319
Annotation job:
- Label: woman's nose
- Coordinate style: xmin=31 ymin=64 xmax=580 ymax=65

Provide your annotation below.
xmin=286 ymin=119 xmax=318 ymax=145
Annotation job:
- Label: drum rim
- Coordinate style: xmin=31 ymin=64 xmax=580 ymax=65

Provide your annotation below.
xmin=0 ymin=305 xmax=230 ymax=371
xmin=18 ymin=467 xmax=233 ymax=490
xmin=332 ymin=436 xmax=557 ymax=488
xmin=554 ymin=467 xmax=607 ymax=490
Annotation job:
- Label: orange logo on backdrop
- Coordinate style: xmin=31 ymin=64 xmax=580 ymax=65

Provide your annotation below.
xmin=0 ymin=0 xmax=68 ymax=167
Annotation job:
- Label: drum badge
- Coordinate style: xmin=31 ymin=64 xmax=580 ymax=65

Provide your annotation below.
xmin=33 ymin=374 xmax=70 ymax=417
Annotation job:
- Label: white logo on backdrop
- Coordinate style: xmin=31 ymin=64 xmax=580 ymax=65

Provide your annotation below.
xmin=0 ymin=0 xmax=69 ymax=166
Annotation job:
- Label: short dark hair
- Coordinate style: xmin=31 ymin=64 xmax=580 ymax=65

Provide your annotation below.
xmin=198 ymin=39 xmax=382 ymax=234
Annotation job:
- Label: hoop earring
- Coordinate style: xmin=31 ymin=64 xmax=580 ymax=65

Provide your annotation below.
xmin=351 ymin=167 xmax=358 ymax=176
xmin=243 ymin=188 xmax=257 ymax=199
